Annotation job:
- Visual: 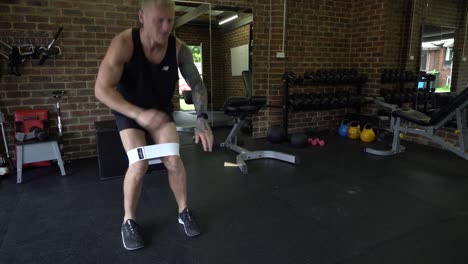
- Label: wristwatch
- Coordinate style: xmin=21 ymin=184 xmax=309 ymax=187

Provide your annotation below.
xmin=197 ymin=113 xmax=208 ymax=119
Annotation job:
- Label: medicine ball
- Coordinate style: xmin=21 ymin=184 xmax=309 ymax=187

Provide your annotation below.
xmin=290 ymin=133 xmax=308 ymax=148
xmin=267 ymin=126 xmax=285 ymax=143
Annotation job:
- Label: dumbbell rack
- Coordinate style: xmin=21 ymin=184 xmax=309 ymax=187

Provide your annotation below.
xmin=379 ymin=69 xmax=419 ymax=107
xmin=280 ymin=77 xmax=365 ymax=136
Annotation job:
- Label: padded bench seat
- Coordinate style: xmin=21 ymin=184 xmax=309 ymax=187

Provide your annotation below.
xmin=224 ymin=96 xmax=267 ymax=117
xmin=392 ymin=109 xmax=431 ymax=126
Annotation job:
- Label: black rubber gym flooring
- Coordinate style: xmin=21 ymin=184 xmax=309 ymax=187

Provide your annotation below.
xmin=1 ymin=128 xmax=467 ymax=264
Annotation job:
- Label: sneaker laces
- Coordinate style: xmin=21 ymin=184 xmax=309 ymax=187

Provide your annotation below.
xmin=126 ymin=221 xmax=139 ymax=237
xmin=186 ymin=212 xmax=192 ymax=222
xmin=182 ymin=209 xmax=193 ymax=223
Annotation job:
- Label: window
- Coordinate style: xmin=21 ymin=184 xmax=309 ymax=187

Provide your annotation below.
xmin=420 ymin=50 xmax=430 ymax=71
xmin=444 ymin=47 xmax=453 ymax=67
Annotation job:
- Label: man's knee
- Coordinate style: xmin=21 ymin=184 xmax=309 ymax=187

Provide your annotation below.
xmin=127 ymin=161 xmax=149 ymax=179
xmin=162 ymin=155 xmax=183 ymax=173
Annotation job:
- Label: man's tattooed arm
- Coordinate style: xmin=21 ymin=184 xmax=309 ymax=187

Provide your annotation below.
xmin=178 ymin=43 xmax=207 ymax=116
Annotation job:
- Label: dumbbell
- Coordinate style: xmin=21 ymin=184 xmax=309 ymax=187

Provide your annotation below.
xmin=31 ymin=127 xmax=49 ymax=140
xmin=359 ymin=74 xmax=368 ymax=83
xmin=348 ymin=94 xmax=360 ymax=107
xmin=309 ymin=94 xmax=321 ymax=110
xmin=282 ymin=72 xmax=297 ymax=83
xmin=319 ymin=93 xmax=330 ymax=109
xmin=15 ymin=126 xmax=49 ymax=142
xmin=304 ymin=71 xmax=317 ymax=83
xmin=302 ymin=93 xmax=313 ymax=110
xmin=337 ymin=91 xmax=349 ymax=108
xmin=293 ymin=93 xmax=308 ymax=111
xmin=307 ymin=138 xmax=325 ymax=147
xmin=289 ymin=94 xmax=300 ymax=111
xmin=329 ymin=93 xmax=340 ymax=109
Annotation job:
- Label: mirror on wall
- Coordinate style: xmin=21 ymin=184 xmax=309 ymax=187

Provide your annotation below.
xmin=172 ymin=2 xmax=210 ymax=112
xmin=172 ymin=1 xmax=213 ymax=134
xmin=419 ymin=25 xmax=456 ymax=93
xmin=172 ymin=1 xmax=253 ymax=131
xmin=209 ymin=6 xmax=253 ymax=114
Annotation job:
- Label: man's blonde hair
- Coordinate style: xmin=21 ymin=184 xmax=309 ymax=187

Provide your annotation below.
xmin=140 ymin=0 xmax=175 ymax=10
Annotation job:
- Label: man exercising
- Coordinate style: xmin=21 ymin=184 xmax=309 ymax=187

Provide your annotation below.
xmin=95 ymin=0 xmax=213 ymax=250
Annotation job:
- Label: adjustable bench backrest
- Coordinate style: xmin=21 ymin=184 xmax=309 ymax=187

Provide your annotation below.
xmin=430 ymin=87 xmax=468 ymax=125
xmin=242 ymin=70 xmax=253 ymax=99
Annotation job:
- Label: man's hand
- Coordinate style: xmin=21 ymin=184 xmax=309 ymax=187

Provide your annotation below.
xmin=135 ymin=109 xmax=170 ymax=131
xmin=194 ymin=118 xmax=213 ymax=152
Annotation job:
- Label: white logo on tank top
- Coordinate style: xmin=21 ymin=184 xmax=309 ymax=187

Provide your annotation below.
xmin=162 ymin=66 xmax=170 ymax=71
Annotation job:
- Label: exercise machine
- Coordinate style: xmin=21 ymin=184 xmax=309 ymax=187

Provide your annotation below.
xmin=220 ymin=96 xmax=300 ymax=175
xmin=365 ymin=88 xmax=468 ymax=160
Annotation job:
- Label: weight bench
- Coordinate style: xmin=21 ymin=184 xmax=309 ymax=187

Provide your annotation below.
xmin=366 ymin=87 xmax=468 ymax=160
xmin=220 ymin=96 xmax=300 ymax=174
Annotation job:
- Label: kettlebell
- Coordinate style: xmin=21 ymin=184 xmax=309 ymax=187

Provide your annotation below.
xmin=360 ymin=123 xmax=376 ymax=143
xmin=338 ymin=119 xmax=349 ymax=137
xmin=347 ymin=121 xmax=361 ymax=140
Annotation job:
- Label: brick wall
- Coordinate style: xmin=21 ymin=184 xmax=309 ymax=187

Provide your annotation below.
xmin=1 ymin=0 xmax=467 ymax=161
xmin=454 ymin=1 xmax=468 ymax=91
xmin=0 ymin=0 xmax=139 ymax=160
xmin=264 ymin=0 xmax=354 ymax=133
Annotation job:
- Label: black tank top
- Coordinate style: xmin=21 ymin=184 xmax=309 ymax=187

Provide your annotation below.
xmin=116 ymin=28 xmax=179 ymax=114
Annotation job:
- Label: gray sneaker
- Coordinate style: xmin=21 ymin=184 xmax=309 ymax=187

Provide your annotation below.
xmin=178 ymin=208 xmax=201 ymax=237
xmin=121 ymin=219 xmax=144 ymax=250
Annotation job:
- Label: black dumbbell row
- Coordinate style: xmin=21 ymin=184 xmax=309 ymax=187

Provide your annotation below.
xmin=380 ymin=88 xmax=417 ymax=104
xmin=289 ymin=92 xmax=371 ymax=111
xmin=283 ymin=70 xmax=368 ymax=85
xmin=380 ymin=69 xmax=438 ymax=84
xmin=381 ymin=69 xmax=418 ymax=83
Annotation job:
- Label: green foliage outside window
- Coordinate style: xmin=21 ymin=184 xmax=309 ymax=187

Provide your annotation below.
xmin=189 ymin=45 xmax=201 ymax=63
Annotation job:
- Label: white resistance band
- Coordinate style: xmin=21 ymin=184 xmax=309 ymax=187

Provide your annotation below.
xmin=127 ymin=143 xmax=180 ymax=166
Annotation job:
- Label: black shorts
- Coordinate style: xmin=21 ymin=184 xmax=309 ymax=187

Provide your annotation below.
xmin=114 ymin=111 xmax=175 ymax=132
